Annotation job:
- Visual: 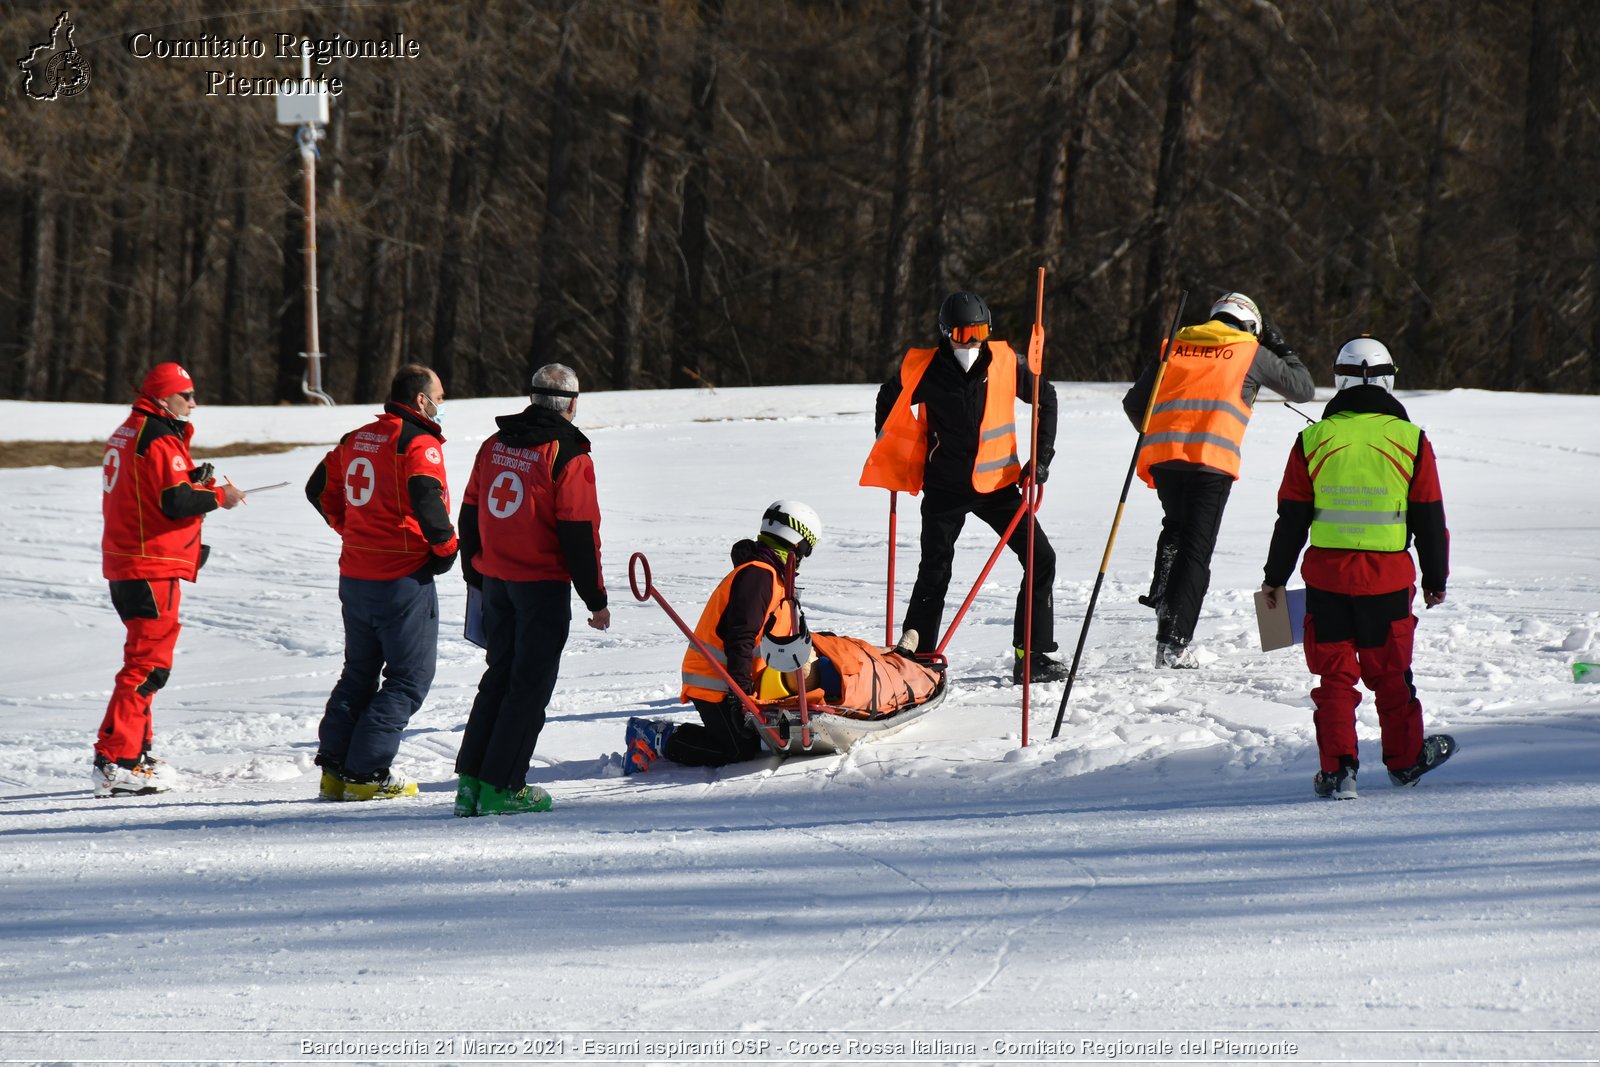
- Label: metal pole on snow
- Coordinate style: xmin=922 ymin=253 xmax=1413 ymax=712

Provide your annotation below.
xmin=886 ymin=491 xmax=898 ymax=646
xmin=1020 ymin=266 xmax=1046 ymax=747
xmin=1050 ymin=289 xmax=1189 ymax=739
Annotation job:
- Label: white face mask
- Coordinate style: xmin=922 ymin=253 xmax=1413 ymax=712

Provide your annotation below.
xmin=952 ymin=345 xmax=981 ymax=372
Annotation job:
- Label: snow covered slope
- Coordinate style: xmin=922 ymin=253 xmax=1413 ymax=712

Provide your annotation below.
xmin=1 ymin=385 xmax=1596 ymax=1063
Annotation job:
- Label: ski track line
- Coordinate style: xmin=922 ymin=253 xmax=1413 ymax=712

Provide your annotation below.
xmin=942 ymin=852 xmax=1101 ymax=1011
xmin=776 ymin=814 xmax=939 ymax=1012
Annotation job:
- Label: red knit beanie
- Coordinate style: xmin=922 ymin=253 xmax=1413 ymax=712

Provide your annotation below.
xmin=141 ymin=362 xmax=194 ymax=400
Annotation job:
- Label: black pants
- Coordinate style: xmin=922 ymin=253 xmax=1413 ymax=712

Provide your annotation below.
xmin=664 ymin=697 xmax=764 ymax=767
xmin=455 ymin=578 xmax=571 ymax=790
xmin=903 ymin=484 xmax=1056 ymax=653
xmin=1147 ymin=466 xmax=1233 ymax=647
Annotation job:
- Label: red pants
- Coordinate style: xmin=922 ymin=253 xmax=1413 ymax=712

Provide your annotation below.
xmin=97 ymin=578 xmax=183 ymax=764
xmin=1304 ymin=611 xmax=1423 ymax=774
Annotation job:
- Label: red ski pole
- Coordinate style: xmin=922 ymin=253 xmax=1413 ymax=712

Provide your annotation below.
xmin=1021 ymin=266 xmax=1046 ymax=746
xmin=629 ymin=552 xmax=786 ymax=751
xmin=783 ymin=552 xmax=812 ymax=752
xmin=886 ymin=490 xmax=898 ymax=646
xmin=934 ymin=489 xmax=1041 ymax=657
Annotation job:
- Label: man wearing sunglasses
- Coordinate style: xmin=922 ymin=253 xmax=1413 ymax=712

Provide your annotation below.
xmin=865 ymin=290 xmax=1064 ymax=685
xmin=96 ymin=362 xmax=246 ymax=797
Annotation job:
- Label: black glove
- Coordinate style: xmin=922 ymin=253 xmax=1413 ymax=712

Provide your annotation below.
xmin=189 ymin=462 xmax=215 ymax=485
xmin=428 ymin=548 xmax=459 ymax=576
xmin=461 ymin=556 xmax=483 ymax=590
xmin=1258 ymin=320 xmax=1289 ymax=356
xmin=1021 ymin=460 xmax=1049 ymax=486
xmin=197 ymin=544 xmax=211 ymax=572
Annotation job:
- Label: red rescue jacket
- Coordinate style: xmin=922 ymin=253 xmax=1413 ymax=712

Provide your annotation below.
xmin=305 ymin=403 xmax=457 ymax=581
xmin=102 ymin=398 xmax=223 ymax=581
xmin=459 ymin=406 xmax=607 ymax=610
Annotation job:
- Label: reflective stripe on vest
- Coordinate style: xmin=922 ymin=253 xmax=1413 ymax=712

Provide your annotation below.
xmin=1136 ymin=322 xmax=1258 ymax=487
xmin=972 ymin=341 xmax=1022 ymax=492
xmin=680 ymin=559 xmax=788 ymax=703
xmin=1301 ymin=412 xmax=1421 ymax=552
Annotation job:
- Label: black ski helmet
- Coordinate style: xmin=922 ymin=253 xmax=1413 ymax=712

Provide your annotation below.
xmin=938 ymin=291 xmax=991 ymax=338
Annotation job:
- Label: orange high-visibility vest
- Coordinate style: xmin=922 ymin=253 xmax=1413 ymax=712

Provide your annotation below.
xmin=680 ymin=559 xmax=790 ymax=703
xmin=1136 ymin=322 xmax=1259 ymax=487
xmin=860 ymin=342 xmax=1022 ymax=494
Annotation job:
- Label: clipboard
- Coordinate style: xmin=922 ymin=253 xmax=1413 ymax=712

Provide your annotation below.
xmin=1254 ymin=587 xmax=1306 ymax=651
xmin=464 ymin=584 xmax=487 ymax=650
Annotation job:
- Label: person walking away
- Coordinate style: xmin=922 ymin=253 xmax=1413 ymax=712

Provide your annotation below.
xmin=1123 ymin=292 xmax=1314 ymax=667
xmin=624 ymin=501 xmax=821 ymax=773
xmin=96 ymin=362 xmax=246 ymax=796
xmin=1261 ymin=336 xmax=1455 ymax=800
xmin=453 ymin=364 xmax=609 ymax=816
xmin=305 ymin=364 xmax=457 ymax=801
xmin=864 ymin=291 xmax=1064 ymax=684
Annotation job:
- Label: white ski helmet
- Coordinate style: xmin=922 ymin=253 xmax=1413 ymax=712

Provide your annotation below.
xmin=760 ymin=500 xmax=823 ymax=558
xmin=1333 ymin=336 xmax=1397 ymax=393
xmin=1210 ymin=292 xmax=1262 ymax=335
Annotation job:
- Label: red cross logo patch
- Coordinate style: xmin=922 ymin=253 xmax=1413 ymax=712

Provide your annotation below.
xmin=345 ymin=457 xmax=377 ymax=507
xmin=487 ymin=470 xmax=524 ymax=519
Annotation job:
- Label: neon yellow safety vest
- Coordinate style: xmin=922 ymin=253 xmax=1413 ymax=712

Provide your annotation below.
xmin=1301 ymin=412 xmax=1422 ymax=552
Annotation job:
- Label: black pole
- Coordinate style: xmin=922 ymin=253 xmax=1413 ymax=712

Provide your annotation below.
xmin=1051 ymin=289 xmax=1189 ymax=739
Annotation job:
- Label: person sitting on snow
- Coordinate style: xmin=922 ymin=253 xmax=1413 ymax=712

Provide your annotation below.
xmin=624 ymin=501 xmax=821 ymax=773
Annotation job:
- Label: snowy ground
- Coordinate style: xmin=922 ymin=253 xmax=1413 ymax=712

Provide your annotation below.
xmin=1 ymin=384 xmax=1597 ymax=1065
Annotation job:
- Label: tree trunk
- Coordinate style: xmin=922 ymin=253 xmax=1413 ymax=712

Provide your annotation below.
xmin=1404 ymin=17 xmax=1458 ymax=388
xmin=47 ymin=200 xmax=80 ymax=402
xmin=670 ymin=0 xmax=725 ymax=388
xmin=15 ymin=185 xmax=53 ymax=400
xmin=431 ymin=129 xmax=476 ymax=388
xmin=1137 ymin=0 xmax=1201 ymax=365
xmin=611 ymin=3 xmax=662 ymax=391
xmin=218 ymin=160 xmax=249 ymax=405
xmin=1032 ymin=0 xmax=1082 ymax=270
xmin=1506 ymin=0 xmax=1561 ymax=392
xmin=431 ymin=8 xmax=484 ymax=390
xmin=102 ymin=190 xmax=141 ymax=402
xmin=1349 ymin=40 xmax=1389 ymax=321
xmin=528 ymin=1 xmax=583 ymax=380
xmin=918 ymin=0 xmax=948 ymax=304
xmin=877 ymin=0 xmax=935 ymax=354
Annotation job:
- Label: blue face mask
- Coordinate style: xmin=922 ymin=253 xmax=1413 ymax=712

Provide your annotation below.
xmin=423 ymin=396 xmax=444 ymax=423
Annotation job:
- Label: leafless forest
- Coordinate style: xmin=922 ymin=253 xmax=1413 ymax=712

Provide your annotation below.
xmin=3 ymin=0 xmax=1596 ymax=404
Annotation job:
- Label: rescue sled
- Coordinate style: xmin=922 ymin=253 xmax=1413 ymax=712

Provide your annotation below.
xmin=628 ymin=552 xmax=948 ymax=759
xmin=752 ymin=661 xmax=948 ymax=755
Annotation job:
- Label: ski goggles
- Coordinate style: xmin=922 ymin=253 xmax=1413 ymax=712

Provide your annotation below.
xmin=948 ymin=322 xmax=990 ymax=344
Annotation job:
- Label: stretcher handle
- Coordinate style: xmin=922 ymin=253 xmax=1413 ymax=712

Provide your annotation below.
xmin=626 ymin=552 xmax=785 ymax=751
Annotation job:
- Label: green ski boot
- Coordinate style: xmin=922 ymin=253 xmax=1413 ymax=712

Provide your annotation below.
xmin=453 ymin=774 xmax=483 ymax=817
xmin=477 ymin=782 xmax=553 ymax=815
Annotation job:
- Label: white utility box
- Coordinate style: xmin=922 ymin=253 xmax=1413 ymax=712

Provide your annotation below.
xmin=275 ymin=81 xmax=330 ymax=126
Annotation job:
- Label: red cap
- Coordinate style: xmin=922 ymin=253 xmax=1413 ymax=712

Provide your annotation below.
xmin=141 ymin=362 xmax=194 ymax=400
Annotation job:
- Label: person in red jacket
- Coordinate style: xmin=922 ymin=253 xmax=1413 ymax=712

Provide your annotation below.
xmin=305 ymin=364 xmax=458 ymax=801
xmin=96 ymin=362 xmax=245 ymax=797
xmin=1261 ymin=337 xmax=1455 ymax=800
xmin=452 ymin=363 xmax=609 ymax=817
